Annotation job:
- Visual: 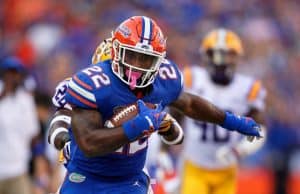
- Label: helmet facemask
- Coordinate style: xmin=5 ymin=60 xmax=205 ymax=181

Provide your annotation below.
xmin=112 ymin=40 xmax=165 ymax=89
xmin=201 ymin=28 xmax=243 ymax=85
xmin=205 ymin=49 xmax=238 ymax=85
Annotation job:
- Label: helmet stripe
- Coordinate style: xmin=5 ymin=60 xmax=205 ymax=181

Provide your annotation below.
xmin=140 ymin=17 xmax=145 ymax=43
xmin=148 ymin=20 xmax=153 ymax=44
xmin=216 ymin=29 xmax=227 ymax=49
xmin=142 ymin=16 xmax=151 ymax=45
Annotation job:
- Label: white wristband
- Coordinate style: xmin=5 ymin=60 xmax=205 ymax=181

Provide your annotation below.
xmin=50 ymin=115 xmax=71 ymax=127
xmin=160 ymin=122 xmax=184 ymax=145
xmin=50 ymin=127 xmax=68 ymax=145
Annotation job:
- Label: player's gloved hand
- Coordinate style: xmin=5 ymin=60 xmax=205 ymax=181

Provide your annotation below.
xmin=59 ymin=141 xmax=71 ymax=164
xmin=123 ymin=100 xmax=166 ymax=141
xmin=216 ymin=146 xmax=239 ymax=166
xmin=63 ymin=141 xmax=71 ymax=161
xmin=221 ymin=111 xmax=262 ymax=141
xmin=158 ymin=113 xmax=175 ymax=133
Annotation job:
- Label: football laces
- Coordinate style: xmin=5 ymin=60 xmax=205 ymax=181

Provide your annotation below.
xmin=113 ymin=105 xmax=136 ymax=122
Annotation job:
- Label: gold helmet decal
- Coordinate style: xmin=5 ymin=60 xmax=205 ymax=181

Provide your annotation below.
xmin=92 ymin=38 xmax=112 ymax=64
xmin=201 ymin=28 xmax=243 ymax=55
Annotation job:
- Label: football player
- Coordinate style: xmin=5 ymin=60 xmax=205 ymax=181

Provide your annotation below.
xmin=52 ymin=16 xmax=261 ymax=194
xmin=49 ymin=36 xmax=177 ymax=193
xmin=180 ymin=28 xmax=267 ymax=194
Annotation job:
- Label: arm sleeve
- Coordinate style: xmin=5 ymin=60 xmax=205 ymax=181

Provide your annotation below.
xmin=161 ymin=60 xmax=184 ymax=105
xmin=65 ymin=71 xmax=98 ymax=109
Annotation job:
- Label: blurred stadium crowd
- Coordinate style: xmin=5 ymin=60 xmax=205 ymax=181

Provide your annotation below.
xmin=1 ymin=0 xmax=300 ymax=194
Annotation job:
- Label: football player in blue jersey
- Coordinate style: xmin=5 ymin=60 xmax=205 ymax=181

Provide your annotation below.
xmin=50 ymin=16 xmax=262 ymax=194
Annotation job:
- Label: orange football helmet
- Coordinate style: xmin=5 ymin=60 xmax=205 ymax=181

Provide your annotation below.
xmin=111 ymin=16 xmax=166 ymax=89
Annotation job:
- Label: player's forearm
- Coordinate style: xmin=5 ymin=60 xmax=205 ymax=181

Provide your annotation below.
xmin=71 ymin=107 xmax=131 ymax=157
xmin=74 ymin=126 xmax=129 ymax=157
xmin=172 ymin=92 xmax=261 ymax=137
xmin=48 ymin=109 xmax=71 ymax=150
xmin=53 ymin=132 xmax=70 ymax=150
xmin=171 ymin=92 xmax=225 ymax=125
xmin=189 ymin=96 xmax=225 ymax=124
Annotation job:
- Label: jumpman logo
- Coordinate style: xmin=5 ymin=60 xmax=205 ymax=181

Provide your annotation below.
xmin=133 ymin=180 xmax=140 ymax=187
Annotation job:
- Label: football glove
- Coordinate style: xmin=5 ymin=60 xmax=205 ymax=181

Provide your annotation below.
xmin=122 ymin=100 xmax=166 ymax=141
xmin=58 ymin=141 xmax=71 ymax=164
xmin=221 ymin=111 xmax=262 ymax=141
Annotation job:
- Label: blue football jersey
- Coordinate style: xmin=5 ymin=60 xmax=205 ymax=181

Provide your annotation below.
xmin=65 ymin=59 xmax=183 ymax=177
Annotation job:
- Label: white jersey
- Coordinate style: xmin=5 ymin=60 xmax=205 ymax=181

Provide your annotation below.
xmin=182 ymin=66 xmax=266 ymax=169
xmin=0 ymin=87 xmax=39 ymax=179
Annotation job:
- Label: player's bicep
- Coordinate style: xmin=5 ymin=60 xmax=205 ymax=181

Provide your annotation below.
xmin=71 ymin=107 xmax=104 ymax=153
xmin=170 ymin=91 xmax=224 ymax=124
xmin=48 ymin=108 xmax=72 ymax=149
xmin=170 ymin=91 xmax=193 ymax=113
xmin=48 ymin=109 xmax=72 ymax=135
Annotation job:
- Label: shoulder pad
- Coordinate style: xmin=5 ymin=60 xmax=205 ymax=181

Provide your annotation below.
xmin=65 ymin=68 xmax=98 ymax=109
xmin=52 ymin=79 xmax=72 ymax=110
xmin=157 ymin=59 xmax=184 ymax=104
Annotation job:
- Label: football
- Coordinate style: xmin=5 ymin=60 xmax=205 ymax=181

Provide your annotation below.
xmin=104 ymin=102 xmax=157 ymax=128
xmin=104 ymin=102 xmax=180 ymax=135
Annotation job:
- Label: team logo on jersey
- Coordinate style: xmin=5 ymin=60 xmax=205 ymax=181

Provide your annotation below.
xmin=69 ymin=172 xmax=86 ymax=183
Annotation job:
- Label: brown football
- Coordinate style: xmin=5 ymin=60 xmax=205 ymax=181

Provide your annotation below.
xmin=104 ymin=102 xmax=157 ymax=128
